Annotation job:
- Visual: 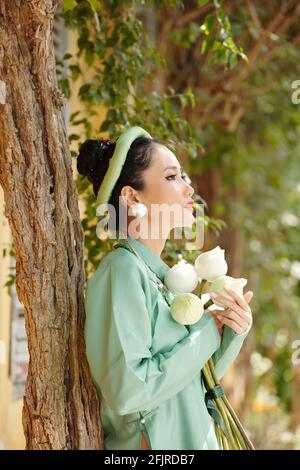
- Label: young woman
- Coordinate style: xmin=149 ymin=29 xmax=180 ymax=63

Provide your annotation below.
xmin=77 ymin=127 xmax=253 ymax=450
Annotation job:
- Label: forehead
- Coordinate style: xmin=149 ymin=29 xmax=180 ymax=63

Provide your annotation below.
xmin=151 ymin=143 xmax=180 ymax=170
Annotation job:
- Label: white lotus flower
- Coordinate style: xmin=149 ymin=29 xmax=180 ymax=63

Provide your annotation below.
xmin=164 ymin=260 xmax=199 ymax=294
xmin=170 ymin=293 xmax=204 ymax=325
xmin=194 ymin=246 xmax=228 ymax=282
xmin=208 ymin=275 xmax=247 ymax=307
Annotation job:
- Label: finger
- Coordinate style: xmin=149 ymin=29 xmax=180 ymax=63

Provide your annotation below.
xmin=219 ymin=309 xmax=251 ymax=328
xmin=244 ymin=291 xmax=253 ymax=304
xmin=217 ymin=311 xmax=250 ymax=334
xmin=216 ymin=314 xmax=246 ymax=335
xmin=223 ymin=286 xmax=251 ymax=312
xmin=210 ymin=293 xmax=247 ymax=319
xmin=207 ymin=308 xmax=218 ymax=314
xmin=209 ymin=303 xmax=252 ymax=330
xmin=217 ymin=318 xmax=224 ymax=329
xmin=207 ymin=304 xmax=221 ymax=311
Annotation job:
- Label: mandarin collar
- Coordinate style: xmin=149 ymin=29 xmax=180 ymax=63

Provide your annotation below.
xmin=116 ymin=235 xmax=170 ymax=283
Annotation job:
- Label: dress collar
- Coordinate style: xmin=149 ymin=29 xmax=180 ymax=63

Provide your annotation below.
xmin=115 ymin=235 xmax=170 ymax=283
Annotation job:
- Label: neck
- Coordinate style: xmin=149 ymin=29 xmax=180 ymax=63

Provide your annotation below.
xmin=121 ymin=228 xmax=167 ymax=257
xmin=135 ymin=236 xmax=167 ymax=257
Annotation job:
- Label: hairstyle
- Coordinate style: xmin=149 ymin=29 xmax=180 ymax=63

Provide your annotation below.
xmin=76 ymin=135 xmax=161 ymax=231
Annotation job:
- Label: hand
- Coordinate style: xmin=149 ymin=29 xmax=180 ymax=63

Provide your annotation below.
xmin=207 ymin=305 xmax=224 ymax=337
xmin=209 ymin=286 xmax=253 ymax=335
xmin=215 ymin=316 xmax=225 ymax=337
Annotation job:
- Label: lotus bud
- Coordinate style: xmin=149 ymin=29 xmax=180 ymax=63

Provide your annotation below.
xmin=208 ymin=275 xmax=248 ymax=307
xmin=164 ymin=260 xmax=199 ymax=294
xmin=170 ymin=293 xmax=204 ymax=325
xmin=194 ymin=246 xmax=228 ymax=282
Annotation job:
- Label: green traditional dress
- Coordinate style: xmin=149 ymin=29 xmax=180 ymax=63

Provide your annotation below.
xmin=84 ymin=236 xmax=250 ymax=450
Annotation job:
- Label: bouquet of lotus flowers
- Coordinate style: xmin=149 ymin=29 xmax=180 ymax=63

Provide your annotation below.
xmin=164 ymin=246 xmax=255 ymax=450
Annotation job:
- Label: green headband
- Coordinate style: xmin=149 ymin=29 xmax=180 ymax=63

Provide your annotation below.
xmin=96 ymin=126 xmax=152 ymax=210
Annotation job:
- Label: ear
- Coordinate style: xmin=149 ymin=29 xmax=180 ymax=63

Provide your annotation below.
xmin=120 ymin=186 xmax=140 ymax=209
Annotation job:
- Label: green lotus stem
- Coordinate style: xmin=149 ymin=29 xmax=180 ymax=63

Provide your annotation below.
xmin=203 ymin=357 xmax=255 ymax=450
xmin=226 ymin=408 xmax=247 ymax=450
xmin=202 ymin=363 xmax=236 ymax=449
xmin=227 ymin=403 xmax=249 ymax=449
xmin=219 ymin=428 xmax=225 ymax=450
xmin=222 ymin=394 xmax=255 ymax=450
xmin=208 ymin=358 xmax=255 ymax=449
xmin=213 ymin=420 xmax=222 ymax=449
xmin=204 ymin=363 xmax=237 ymax=449
xmin=207 ymin=358 xmax=218 ymax=383
xmin=199 ymin=279 xmax=207 ymax=295
xmin=221 ymin=429 xmax=229 ymax=450
xmin=203 ymin=299 xmax=214 ymax=309
xmin=216 ymin=397 xmax=237 ymax=449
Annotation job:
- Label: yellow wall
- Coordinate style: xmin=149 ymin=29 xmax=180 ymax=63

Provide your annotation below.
xmin=0 ymin=186 xmax=25 ymax=450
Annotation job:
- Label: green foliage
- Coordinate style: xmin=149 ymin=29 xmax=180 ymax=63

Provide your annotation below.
xmin=170 ymin=0 xmax=247 ymax=69
xmin=215 ymin=47 xmax=300 ymax=424
xmin=58 ymin=0 xmax=237 ymax=276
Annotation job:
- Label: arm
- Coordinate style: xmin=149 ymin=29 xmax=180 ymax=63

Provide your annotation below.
xmin=84 ymin=255 xmax=221 ymax=415
xmin=210 ymin=319 xmax=252 ymax=381
xmin=209 ymin=287 xmax=253 ymax=380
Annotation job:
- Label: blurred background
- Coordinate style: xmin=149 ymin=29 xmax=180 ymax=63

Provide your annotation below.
xmin=1 ymin=0 xmax=300 ymax=449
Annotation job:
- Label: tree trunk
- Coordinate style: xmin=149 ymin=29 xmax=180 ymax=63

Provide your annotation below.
xmin=0 ymin=0 xmax=102 ymax=449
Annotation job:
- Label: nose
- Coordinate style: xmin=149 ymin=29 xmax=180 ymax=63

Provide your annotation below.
xmin=184 ymin=180 xmax=194 ymax=198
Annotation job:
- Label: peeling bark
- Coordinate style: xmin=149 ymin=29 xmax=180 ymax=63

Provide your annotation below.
xmin=0 ymin=0 xmax=102 ymax=449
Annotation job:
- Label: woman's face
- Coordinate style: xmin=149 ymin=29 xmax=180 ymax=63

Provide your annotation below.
xmin=125 ymin=143 xmax=195 ymax=238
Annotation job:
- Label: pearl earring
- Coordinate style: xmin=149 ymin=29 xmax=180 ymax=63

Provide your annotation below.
xmin=129 ymin=202 xmax=148 ymax=218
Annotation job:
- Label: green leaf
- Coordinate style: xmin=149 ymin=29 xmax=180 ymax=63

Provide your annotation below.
xmin=188 ymin=146 xmax=199 ymax=159
xmin=186 ymin=88 xmax=196 ymax=109
xmin=204 ymin=14 xmax=215 ymax=33
xmin=179 ymin=94 xmax=188 ymax=109
xmin=63 ymin=0 xmax=77 ymax=12
xmin=87 ymin=0 xmax=101 ymax=12
xmin=69 ymin=133 xmax=80 ymax=142
xmin=69 ymin=64 xmax=81 ymax=80
xmin=63 ymin=53 xmax=72 ymax=60
xmin=197 ymin=0 xmax=210 ymax=6
xmin=79 ymin=83 xmax=91 ymax=99
xmin=100 ymin=120 xmax=111 ymax=132
xmin=229 ymin=53 xmax=238 ymax=69
xmin=58 ymin=77 xmax=71 ymax=98
xmin=201 ymin=36 xmax=215 ymax=54
xmin=70 ymin=111 xmax=81 ymax=121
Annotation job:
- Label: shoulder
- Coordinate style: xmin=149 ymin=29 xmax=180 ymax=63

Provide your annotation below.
xmin=102 ymin=247 xmax=145 ymax=272
xmin=88 ymin=247 xmax=148 ymax=287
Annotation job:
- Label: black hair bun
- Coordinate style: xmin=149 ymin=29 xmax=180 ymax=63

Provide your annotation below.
xmin=76 ymin=138 xmax=116 ymax=185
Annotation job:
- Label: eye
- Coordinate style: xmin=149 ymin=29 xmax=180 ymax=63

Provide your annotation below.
xmin=166 ymin=174 xmax=177 ymax=180
xmin=166 ymin=173 xmax=186 ymax=181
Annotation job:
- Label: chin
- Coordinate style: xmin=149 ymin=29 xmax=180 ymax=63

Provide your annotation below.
xmin=183 ymin=211 xmax=196 ymax=226
xmin=173 ymin=214 xmax=195 ymax=229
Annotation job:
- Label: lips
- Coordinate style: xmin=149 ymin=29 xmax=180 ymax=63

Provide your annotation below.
xmin=184 ymin=199 xmax=194 ymax=208
xmin=183 ymin=200 xmax=194 ymax=213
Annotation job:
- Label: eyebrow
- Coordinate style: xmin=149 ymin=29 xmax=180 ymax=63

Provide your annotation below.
xmin=163 ymin=165 xmax=184 ymax=172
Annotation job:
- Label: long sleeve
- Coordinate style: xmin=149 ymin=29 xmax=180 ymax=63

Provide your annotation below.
xmin=84 ymin=255 xmax=221 ymax=416
xmin=210 ymin=320 xmax=252 ymax=381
